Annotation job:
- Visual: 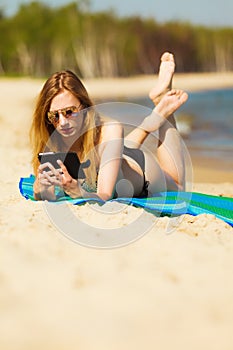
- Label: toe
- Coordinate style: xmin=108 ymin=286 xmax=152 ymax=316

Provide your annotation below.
xmin=161 ymin=52 xmax=174 ymax=63
xmin=161 ymin=52 xmax=171 ymax=62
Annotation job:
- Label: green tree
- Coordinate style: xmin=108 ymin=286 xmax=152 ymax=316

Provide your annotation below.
xmin=0 ymin=1 xmax=232 ymax=77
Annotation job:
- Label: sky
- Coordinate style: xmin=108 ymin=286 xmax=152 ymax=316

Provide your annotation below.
xmin=1 ymin=0 xmax=233 ymax=27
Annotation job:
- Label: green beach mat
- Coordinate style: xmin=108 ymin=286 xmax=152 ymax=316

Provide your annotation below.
xmin=19 ymin=175 xmax=233 ymax=226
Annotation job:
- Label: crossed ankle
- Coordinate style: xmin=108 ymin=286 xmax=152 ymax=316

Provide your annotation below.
xmin=140 ymin=110 xmax=166 ymax=133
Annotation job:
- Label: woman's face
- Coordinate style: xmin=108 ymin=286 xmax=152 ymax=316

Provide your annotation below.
xmin=49 ymin=90 xmax=85 ymax=141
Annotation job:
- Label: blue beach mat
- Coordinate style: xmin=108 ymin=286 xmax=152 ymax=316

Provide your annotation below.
xmin=19 ymin=175 xmax=233 ymax=226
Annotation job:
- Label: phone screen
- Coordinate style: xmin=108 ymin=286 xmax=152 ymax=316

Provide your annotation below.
xmin=38 ymin=152 xmax=85 ymax=179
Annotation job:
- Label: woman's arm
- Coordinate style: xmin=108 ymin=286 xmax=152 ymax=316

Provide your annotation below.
xmin=96 ymin=122 xmax=124 ymax=200
xmin=57 ymin=122 xmax=124 ymax=201
xmin=34 ymin=122 xmax=124 ymax=201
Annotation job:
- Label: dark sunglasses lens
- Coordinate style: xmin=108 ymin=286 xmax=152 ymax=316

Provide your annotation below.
xmin=65 ymin=109 xmax=74 ymax=117
xmin=54 ymin=112 xmax=59 ymax=122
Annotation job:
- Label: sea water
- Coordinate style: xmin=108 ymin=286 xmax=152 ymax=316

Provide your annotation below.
xmin=98 ymin=88 xmax=233 ymax=169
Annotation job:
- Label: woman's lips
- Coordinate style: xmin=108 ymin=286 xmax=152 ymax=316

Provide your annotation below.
xmin=60 ymin=127 xmax=74 ymax=135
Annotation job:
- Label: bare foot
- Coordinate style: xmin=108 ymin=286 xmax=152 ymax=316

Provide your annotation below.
xmin=149 ymin=52 xmax=175 ymax=106
xmin=156 ymin=89 xmax=188 ymax=119
xmin=142 ymin=89 xmax=188 ymax=132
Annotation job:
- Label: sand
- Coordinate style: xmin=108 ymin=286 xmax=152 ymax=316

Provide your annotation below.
xmin=0 ymin=74 xmax=233 ymax=350
xmin=85 ymin=72 xmax=233 ymax=98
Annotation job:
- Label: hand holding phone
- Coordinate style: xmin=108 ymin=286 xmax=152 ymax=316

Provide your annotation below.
xmin=38 ymin=152 xmax=85 ymax=179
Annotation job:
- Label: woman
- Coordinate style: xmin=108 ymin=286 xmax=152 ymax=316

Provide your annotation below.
xmin=30 ymin=52 xmax=188 ymax=201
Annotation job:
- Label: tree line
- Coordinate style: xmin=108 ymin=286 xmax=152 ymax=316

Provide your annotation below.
xmin=0 ymin=1 xmax=232 ymax=78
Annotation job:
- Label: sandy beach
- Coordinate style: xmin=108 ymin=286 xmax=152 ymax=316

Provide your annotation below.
xmin=0 ymin=73 xmax=233 ymax=350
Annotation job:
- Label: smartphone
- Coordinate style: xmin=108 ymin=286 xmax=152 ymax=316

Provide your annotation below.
xmin=38 ymin=152 xmax=85 ymax=179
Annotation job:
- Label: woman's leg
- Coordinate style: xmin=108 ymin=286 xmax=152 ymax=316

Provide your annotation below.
xmin=149 ymin=51 xmax=175 ymax=105
xmin=156 ymin=114 xmax=185 ymax=189
xmin=124 ymin=52 xmax=188 ymax=190
xmin=125 ymin=52 xmax=175 ymax=147
xmin=123 ymin=90 xmax=188 ymax=191
xmin=118 ymin=90 xmax=188 ymax=196
xmin=143 ymin=90 xmax=188 ymax=191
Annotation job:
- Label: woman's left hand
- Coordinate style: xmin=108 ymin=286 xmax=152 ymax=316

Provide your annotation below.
xmin=57 ymin=160 xmax=82 ymax=198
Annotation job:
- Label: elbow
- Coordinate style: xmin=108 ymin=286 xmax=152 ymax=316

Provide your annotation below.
xmin=97 ymin=192 xmax=113 ymax=201
xmin=34 ymin=192 xmax=42 ymax=201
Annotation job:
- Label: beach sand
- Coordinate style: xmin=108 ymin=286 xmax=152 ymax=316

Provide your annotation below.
xmin=0 ymin=74 xmax=233 ymax=350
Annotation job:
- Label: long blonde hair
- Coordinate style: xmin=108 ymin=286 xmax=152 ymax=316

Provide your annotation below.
xmin=30 ymin=70 xmax=101 ymax=187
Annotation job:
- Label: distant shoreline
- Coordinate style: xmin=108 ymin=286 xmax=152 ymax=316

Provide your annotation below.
xmin=1 ymin=72 xmax=233 ymax=101
xmin=84 ymin=72 xmax=233 ymax=99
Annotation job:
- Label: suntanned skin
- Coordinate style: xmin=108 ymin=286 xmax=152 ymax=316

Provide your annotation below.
xmin=125 ymin=52 xmax=188 ymax=192
xmin=34 ymin=52 xmax=188 ymax=201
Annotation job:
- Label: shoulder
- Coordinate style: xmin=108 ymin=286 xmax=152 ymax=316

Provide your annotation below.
xmin=100 ymin=117 xmax=124 ymax=143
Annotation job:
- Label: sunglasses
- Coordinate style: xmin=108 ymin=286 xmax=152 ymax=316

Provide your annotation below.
xmin=47 ymin=104 xmax=82 ymax=124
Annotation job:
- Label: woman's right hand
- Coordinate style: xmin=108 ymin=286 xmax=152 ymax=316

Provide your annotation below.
xmin=34 ymin=162 xmax=62 ymax=200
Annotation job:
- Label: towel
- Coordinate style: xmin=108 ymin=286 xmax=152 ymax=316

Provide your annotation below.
xmin=19 ymin=175 xmax=233 ymax=226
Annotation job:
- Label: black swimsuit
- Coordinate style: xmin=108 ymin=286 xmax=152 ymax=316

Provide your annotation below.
xmin=121 ymin=146 xmax=149 ymax=198
xmin=81 ymin=146 xmax=149 ymax=198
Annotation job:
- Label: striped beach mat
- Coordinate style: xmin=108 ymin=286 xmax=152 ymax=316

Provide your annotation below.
xmin=19 ymin=175 xmax=233 ymax=226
